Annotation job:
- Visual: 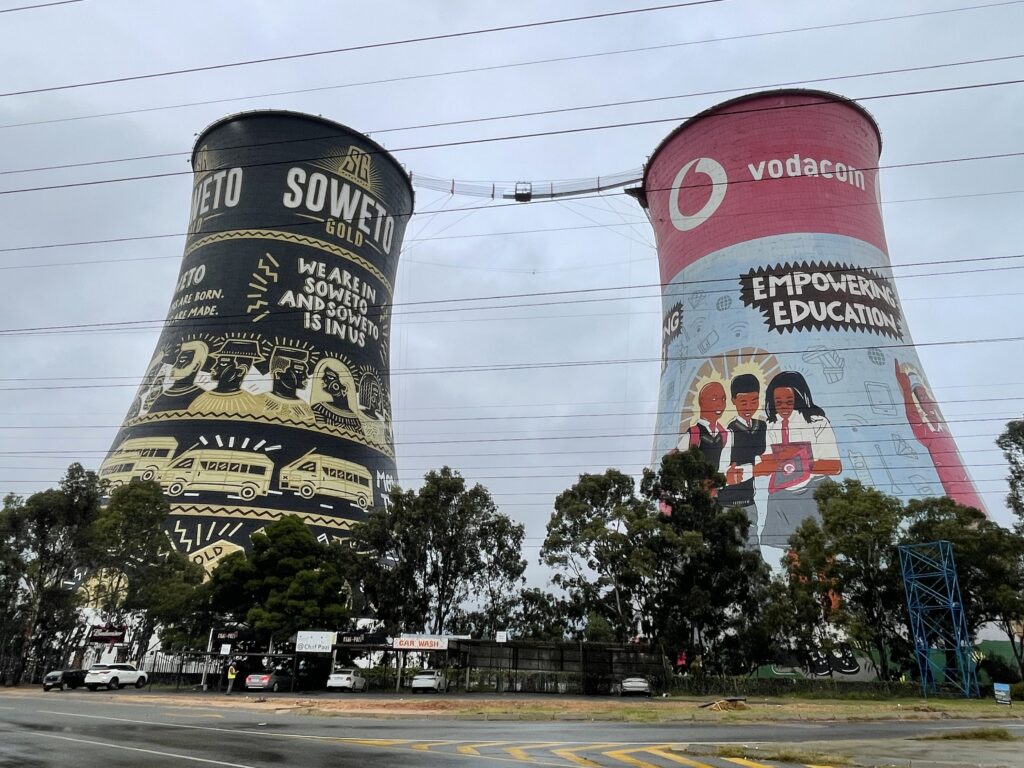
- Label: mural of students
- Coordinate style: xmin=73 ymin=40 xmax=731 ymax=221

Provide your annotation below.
xmin=753 ymin=371 xmax=842 ymax=547
xmin=257 ymin=346 xmax=316 ymax=427
xmin=895 ymin=360 xmax=986 ymax=511
xmin=310 ymin=358 xmax=364 ymax=435
xmin=190 ymin=339 xmax=263 ymax=417
xmin=681 ymin=381 xmax=728 ymax=472
xmin=719 ymin=374 xmax=767 ymax=548
xmin=358 ymin=372 xmax=392 ymax=444
xmin=149 ymin=340 xmax=209 ymax=414
xmin=129 ymin=350 xmax=166 ymax=418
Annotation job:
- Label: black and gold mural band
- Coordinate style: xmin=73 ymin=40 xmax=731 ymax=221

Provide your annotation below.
xmin=102 ymin=111 xmax=414 ymax=570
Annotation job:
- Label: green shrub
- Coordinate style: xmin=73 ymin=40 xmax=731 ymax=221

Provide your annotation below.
xmin=667 ymin=675 xmax=921 ymax=699
xmin=976 ymin=655 xmax=1022 ymax=685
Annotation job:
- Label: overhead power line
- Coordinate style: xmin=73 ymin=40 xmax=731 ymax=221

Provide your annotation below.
xmin=2 ymin=256 xmax=1024 ymax=337
xmin=1 ymin=186 xmax=1021 ymax=268
xmin=0 ymin=186 xmax=1021 ymax=274
xmin=0 ymin=451 xmax=1012 ymax=475
xmin=0 ymin=432 xmax=1013 ymax=467
xmin=1 ymin=250 xmax=1021 ymax=338
xmin=4 ymin=80 xmax=1024 ymax=199
xmin=0 ymin=334 xmax=1023 ymax=390
xmin=0 ymin=468 xmax=1011 ymax=489
xmin=1 ymin=1 xmax=723 ymax=98
xmin=0 ymin=0 xmax=81 ymax=12
xmin=0 ymin=377 xmax=1020 ymax=416
xmin=2 ymin=138 xmax=1023 ymax=264
xmin=0 ymin=418 xmax=1018 ymax=445
xmin=0 ymin=393 xmax=1021 ymax=427
xmin=3 ymin=2 xmax=1020 ymax=130
xmin=7 ymin=52 xmax=1024 ymax=178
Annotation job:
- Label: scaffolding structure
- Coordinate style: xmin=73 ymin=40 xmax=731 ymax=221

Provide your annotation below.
xmin=898 ymin=541 xmax=979 ymax=698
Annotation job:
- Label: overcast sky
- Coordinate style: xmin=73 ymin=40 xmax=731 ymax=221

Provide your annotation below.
xmin=2 ymin=0 xmax=1022 ymax=584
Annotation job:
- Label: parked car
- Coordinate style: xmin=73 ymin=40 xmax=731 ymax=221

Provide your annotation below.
xmin=42 ymin=668 xmax=87 ymax=691
xmin=612 ymin=676 xmax=653 ymax=696
xmin=245 ymin=667 xmax=293 ymax=693
xmin=410 ymin=670 xmax=448 ymax=693
xmin=85 ymin=663 xmax=147 ymax=691
xmin=325 ymin=668 xmax=367 ymax=692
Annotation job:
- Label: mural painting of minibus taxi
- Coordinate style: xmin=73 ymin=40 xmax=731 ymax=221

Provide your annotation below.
xmin=159 ymin=448 xmax=275 ymax=501
xmin=278 ymin=452 xmax=374 ymax=508
xmin=99 ymin=436 xmax=179 ymax=486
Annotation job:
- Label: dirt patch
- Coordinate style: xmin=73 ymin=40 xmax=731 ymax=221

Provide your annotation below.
xmin=711 ymin=744 xmax=852 ymax=765
xmin=702 ymin=700 xmax=750 ymax=712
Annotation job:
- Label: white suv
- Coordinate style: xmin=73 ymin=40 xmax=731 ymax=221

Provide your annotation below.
xmin=85 ymin=663 xmax=147 ymax=691
xmin=410 ymin=670 xmax=448 ymax=693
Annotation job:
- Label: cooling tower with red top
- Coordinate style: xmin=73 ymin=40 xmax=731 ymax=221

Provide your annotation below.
xmin=637 ymin=89 xmax=985 ymax=553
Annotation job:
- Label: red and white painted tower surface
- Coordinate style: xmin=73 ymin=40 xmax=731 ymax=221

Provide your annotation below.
xmin=639 ymin=90 xmax=985 ymax=553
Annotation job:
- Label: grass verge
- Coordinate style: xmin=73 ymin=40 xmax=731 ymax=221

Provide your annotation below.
xmin=918 ymin=727 xmax=1018 ymax=741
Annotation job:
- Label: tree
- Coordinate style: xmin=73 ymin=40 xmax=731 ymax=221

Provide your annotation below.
xmin=350 ymin=467 xmax=525 ymax=636
xmin=905 ymin=495 xmax=1024 ymax=678
xmin=997 ymin=420 xmax=1024 ymax=533
xmin=541 ymin=450 xmax=772 ymax=674
xmin=788 ymin=479 xmax=909 ymax=681
xmin=639 ymin=449 xmax=772 ymax=674
xmin=1 ymin=465 xmax=103 ymax=681
xmin=85 ymin=480 xmax=205 ymax=662
xmin=782 ymin=519 xmax=842 ymax=655
xmin=541 ymin=469 xmax=665 ymax=642
xmin=0 ymin=494 xmax=29 ymax=683
xmin=508 ymin=588 xmax=582 ymax=641
xmin=208 ymin=516 xmax=350 ymax=646
xmin=457 ymin=513 xmax=527 ymax=638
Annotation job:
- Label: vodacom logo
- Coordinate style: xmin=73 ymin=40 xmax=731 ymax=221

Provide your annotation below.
xmin=669 ymin=157 xmax=728 ymax=232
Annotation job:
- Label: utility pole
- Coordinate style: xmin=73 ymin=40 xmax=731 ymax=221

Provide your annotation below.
xmin=199 ymin=628 xmax=214 ymax=691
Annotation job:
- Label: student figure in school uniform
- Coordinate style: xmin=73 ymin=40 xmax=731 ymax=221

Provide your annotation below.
xmin=718 ymin=374 xmax=767 ymax=548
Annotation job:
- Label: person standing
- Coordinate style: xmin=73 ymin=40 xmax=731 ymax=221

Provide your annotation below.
xmin=226 ymin=661 xmax=237 ymax=695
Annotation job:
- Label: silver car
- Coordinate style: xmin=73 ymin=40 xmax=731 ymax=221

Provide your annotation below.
xmin=614 ymin=676 xmax=653 ymax=696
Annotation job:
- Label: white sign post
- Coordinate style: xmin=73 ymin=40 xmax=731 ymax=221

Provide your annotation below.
xmin=295 ymin=631 xmax=335 ymax=653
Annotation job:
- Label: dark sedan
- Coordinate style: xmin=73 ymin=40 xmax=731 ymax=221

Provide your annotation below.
xmin=42 ymin=668 xmax=87 ymax=691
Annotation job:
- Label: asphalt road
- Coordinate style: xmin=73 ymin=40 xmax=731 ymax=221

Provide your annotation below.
xmin=1 ymin=689 xmax=1022 ymax=767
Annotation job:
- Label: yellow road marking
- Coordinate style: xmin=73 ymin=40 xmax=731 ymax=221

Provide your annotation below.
xmin=646 ymin=749 xmax=717 ymax=767
xmin=458 ymin=741 xmax=511 ymax=756
xmin=722 ymin=758 xmax=774 ymax=768
xmin=504 ymin=742 xmax=566 ymax=761
xmin=412 ymin=740 xmax=458 ymax=751
xmin=602 ymin=747 xmax=667 ymax=768
xmin=551 ymin=742 xmax=624 ymax=766
xmin=340 ymin=738 xmax=413 ymax=747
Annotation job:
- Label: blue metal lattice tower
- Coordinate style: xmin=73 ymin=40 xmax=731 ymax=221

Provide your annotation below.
xmin=898 ymin=541 xmax=979 ymax=698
